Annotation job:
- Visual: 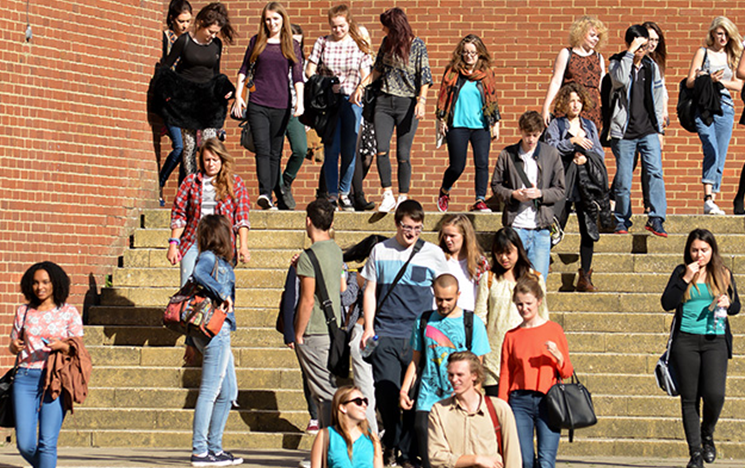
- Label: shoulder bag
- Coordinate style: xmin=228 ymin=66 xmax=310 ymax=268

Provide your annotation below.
xmin=0 ymin=306 xmax=29 ymax=428
xmin=163 ymin=259 xmax=227 ymax=340
xmin=545 ymin=371 xmax=597 ymax=442
xmin=654 ymin=314 xmax=679 ymax=396
xmin=484 ymin=396 xmax=504 ymax=457
xmin=305 ymin=248 xmax=350 ymax=379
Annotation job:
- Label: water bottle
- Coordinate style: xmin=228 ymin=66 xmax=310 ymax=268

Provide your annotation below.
xmin=713 ymin=306 xmax=727 ymax=331
xmin=360 ymin=335 xmax=379 ymax=359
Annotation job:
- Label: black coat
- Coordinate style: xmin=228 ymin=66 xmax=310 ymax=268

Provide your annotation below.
xmin=299 ymin=75 xmax=341 ymax=144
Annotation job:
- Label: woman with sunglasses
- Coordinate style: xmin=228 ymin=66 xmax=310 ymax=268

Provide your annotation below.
xmin=310 ymin=385 xmax=383 ymax=468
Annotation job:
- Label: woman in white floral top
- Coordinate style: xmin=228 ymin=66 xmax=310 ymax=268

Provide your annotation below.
xmin=9 ymin=261 xmax=83 ymax=468
xmin=474 ymin=227 xmax=548 ymax=397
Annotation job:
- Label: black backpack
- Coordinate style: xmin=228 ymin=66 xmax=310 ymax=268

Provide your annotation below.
xmin=677 ymin=78 xmax=698 ymax=133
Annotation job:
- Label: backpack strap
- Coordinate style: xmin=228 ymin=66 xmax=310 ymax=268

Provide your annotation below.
xmin=464 ymin=310 xmax=474 ymax=351
xmin=484 ymin=396 xmax=504 ymax=457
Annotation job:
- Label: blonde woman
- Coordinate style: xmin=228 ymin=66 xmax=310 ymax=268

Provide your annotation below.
xmin=310 ymin=385 xmax=383 ymax=468
xmin=685 ymin=17 xmax=743 ymax=215
xmin=437 ymin=214 xmax=488 ymax=311
xmin=542 ymin=15 xmax=608 ymax=129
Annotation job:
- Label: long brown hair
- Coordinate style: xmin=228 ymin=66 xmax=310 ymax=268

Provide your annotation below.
xmin=328 ymin=5 xmax=371 ymax=55
xmin=194 ymin=2 xmax=235 ymax=45
xmin=438 ymin=214 xmax=484 ymax=280
xmin=250 ymin=2 xmax=298 ymax=64
xmin=683 ymin=229 xmax=731 ymax=301
xmin=643 ymin=21 xmax=667 ymax=75
xmin=197 ymin=214 xmax=234 ymax=262
xmin=331 ymin=385 xmax=376 ymax=461
xmin=380 ymin=7 xmax=414 ymax=64
xmin=447 ymin=34 xmax=492 ymax=74
xmin=198 ymin=138 xmax=236 ymax=202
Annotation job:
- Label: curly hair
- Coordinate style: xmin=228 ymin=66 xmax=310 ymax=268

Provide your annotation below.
xmin=194 ymin=2 xmax=235 ymax=45
xmin=447 ymin=34 xmax=492 ymax=74
xmin=568 ymin=15 xmax=607 ymax=50
xmin=198 ymin=138 xmax=236 ymax=202
xmin=705 ymin=16 xmax=743 ymax=70
xmin=553 ymin=82 xmax=594 ymax=115
xmin=20 ymin=261 xmax=70 ymax=308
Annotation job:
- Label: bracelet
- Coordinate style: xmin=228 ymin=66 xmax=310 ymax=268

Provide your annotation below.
xmin=168 ymin=238 xmax=181 ymax=246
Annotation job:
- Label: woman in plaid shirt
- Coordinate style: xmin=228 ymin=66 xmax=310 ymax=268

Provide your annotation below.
xmin=306 ymin=4 xmax=372 ymax=212
xmin=167 ymin=138 xmax=251 ymax=285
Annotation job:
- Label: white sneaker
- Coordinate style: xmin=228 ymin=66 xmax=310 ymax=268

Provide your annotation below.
xmin=257 ymin=194 xmax=274 ymax=210
xmin=704 ymin=199 xmax=725 ymax=215
xmin=298 ymin=460 xmax=311 ymax=468
xmin=395 ymin=194 xmax=408 ymax=209
xmin=378 ymin=191 xmax=396 ymax=212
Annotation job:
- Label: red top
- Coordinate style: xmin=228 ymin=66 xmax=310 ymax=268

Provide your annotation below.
xmin=498 ymin=320 xmax=573 ymax=401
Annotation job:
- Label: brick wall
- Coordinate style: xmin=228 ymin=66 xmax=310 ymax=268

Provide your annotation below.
xmin=2 ymin=0 xmax=745 ymax=363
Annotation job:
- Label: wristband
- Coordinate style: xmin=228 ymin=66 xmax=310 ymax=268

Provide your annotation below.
xmin=168 ymin=238 xmax=181 ymax=246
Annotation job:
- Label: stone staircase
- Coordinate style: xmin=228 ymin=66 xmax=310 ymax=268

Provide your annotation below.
xmin=60 ymin=210 xmax=745 ymax=459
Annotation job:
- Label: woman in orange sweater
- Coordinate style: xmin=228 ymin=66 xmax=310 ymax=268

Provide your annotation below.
xmin=498 ymin=274 xmax=573 ymax=468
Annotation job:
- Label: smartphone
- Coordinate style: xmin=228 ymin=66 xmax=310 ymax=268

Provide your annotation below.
xmin=710 ymin=66 xmax=726 ymax=74
xmin=41 ymin=338 xmax=50 ymax=345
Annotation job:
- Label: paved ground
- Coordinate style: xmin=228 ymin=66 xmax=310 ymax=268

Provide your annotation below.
xmin=0 ymin=448 xmax=742 ymax=468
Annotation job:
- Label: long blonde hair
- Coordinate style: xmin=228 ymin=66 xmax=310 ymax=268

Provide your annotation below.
xmin=328 ymin=4 xmax=371 ymax=55
xmin=331 ymin=385 xmax=376 ymax=461
xmin=250 ymin=2 xmax=298 ymax=64
xmin=198 ymin=138 xmax=236 ymax=201
xmin=438 ymin=214 xmax=484 ymax=280
xmin=568 ymin=15 xmax=608 ymax=50
xmin=705 ymin=16 xmax=743 ymax=70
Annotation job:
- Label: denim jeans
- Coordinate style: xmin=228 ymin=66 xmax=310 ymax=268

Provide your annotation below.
xmin=349 ymin=323 xmax=378 ymax=433
xmin=192 ymin=322 xmax=238 ymax=455
xmin=611 ymin=134 xmax=666 ymax=230
xmin=180 ymin=243 xmax=199 ymax=287
xmin=515 ymin=228 xmax=551 ymax=280
xmin=443 ymin=127 xmax=491 ymax=200
xmin=159 ymin=125 xmax=184 ymax=188
xmin=323 ymin=97 xmax=362 ymax=196
xmin=14 ymin=367 xmax=65 ymax=468
xmin=509 ymin=390 xmax=561 ymax=468
xmin=697 ymin=98 xmax=734 ymax=193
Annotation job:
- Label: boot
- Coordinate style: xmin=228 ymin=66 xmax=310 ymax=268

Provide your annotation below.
xmin=687 ymin=450 xmax=704 ymax=468
xmin=576 ymin=268 xmax=598 ymax=292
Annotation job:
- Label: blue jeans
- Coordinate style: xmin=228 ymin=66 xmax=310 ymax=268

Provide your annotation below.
xmin=159 ymin=125 xmax=184 ymax=188
xmin=180 ymin=243 xmax=199 ymax=287
xmin=192 ymin=322 xmax=238 ymax=455
xmin=515 ymin=228 xmax=551 ymax=280
xmin=323 ymin=97 xmax=362 ymax=196
xmin=13 ymin=367 xmax=65 ymax=468
xmin=509 ymin=390 xmax=561 ymax=468
xmin=697 ymin=98 xmax=734 ymax=193
xmin=611 ymin=134 xmax=667 ymax=230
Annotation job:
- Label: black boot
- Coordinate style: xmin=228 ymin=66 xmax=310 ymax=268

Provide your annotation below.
xmin=353 ymin=193 xmax=375 ymax=211
xmin=687 ymin=450 xmax=704 ymax=468
xmin=702 ymin=434 xmax=716 ymax=463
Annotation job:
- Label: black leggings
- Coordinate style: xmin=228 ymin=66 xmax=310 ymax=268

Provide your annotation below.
xmin=414 ymin=410 xmax=430 ymax=468
xmin=670 ymin=331 xmax=728 ymax=454
xmin=558 ymin=201 xmax=595 ymax=272
xmin=374 ymin=94 xmax=418 ymax=193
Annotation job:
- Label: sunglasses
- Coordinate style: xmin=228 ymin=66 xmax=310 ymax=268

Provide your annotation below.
xmin=344 ymin=397 xmax=369 ymax=407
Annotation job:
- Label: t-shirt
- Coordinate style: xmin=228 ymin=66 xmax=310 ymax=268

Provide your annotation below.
xmin=238 ymin=36 xmax=304 ymax=110
xmin=295 ymin=240 xmax=344 ymax=335
xmin=162 ymin=33 xmax=222 ymax=83
xmin=624 ymin=62 xmax=656 ymax=139
xmin=681 ymin=283 xmax=725 ymax=335
xmin=361 ymin=238 xmax=448 ymax=338
xmin=452 ymin=80 xmax=487 ymax=129
xmin=512 ymin=146 xmax=538 ymax=229
xmin=447 ymin=257 xmax=477 ymax=311
xmin=410 ymin=310 xmax=490 ymax=411
xmin=200 ymin=176 xmax=216 ymax=217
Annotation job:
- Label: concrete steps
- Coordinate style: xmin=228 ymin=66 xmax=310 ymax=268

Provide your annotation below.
xmin=66 ymin=209 xmax=745 ymax=455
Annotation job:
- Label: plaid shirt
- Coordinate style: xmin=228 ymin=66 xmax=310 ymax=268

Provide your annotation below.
xmin=308 ymin=35 xmax=372 ymax=96
xmin=171 ymin=172 xmax=251 ymax=257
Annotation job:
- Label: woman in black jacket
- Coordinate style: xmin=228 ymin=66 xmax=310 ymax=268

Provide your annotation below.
xmin=660 ymin=228 xmax=740 ymax=468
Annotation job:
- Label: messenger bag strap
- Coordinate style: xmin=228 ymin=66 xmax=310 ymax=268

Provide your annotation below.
xmin=305 ymin=248 xmax=339 ymax=333
xmin=376 ymin=238 xmax=425 ymax=312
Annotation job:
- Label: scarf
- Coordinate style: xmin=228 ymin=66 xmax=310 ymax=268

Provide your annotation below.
xmin=436 ymin=66 xmax=500 ymax=124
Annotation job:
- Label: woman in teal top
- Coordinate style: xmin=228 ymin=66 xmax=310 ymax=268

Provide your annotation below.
xmin=310 ymin=385 xmax=383 ymax=468
xmin=661 ymin=228 xmax=740 ymax=468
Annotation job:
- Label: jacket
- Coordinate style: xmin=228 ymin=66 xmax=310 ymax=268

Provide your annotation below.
xmin=693 ymin=74 xmax=724 ymax=126
xmin=491 ymin=141 xmax=565 ymax=229
xmin=607 ymin=51 xmax=665 ymax=140
xmin=661 ymin=264 xmax=741 ymax=358
xmin=299 ymin=74 xmax=341 ymax=144
xmin=44 ymin=336 xmax=92 ymax=413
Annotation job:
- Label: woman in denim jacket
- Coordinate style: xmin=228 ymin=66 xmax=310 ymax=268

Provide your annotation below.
xmin=184 ymin=214 xmax=242 ymax=467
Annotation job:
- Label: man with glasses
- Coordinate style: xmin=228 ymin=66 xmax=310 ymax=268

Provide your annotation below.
xmin=361 ymin=199 xmax=448 ymax=468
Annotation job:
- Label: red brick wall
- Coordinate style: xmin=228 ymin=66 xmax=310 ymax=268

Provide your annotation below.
xmin=2 ymin=0 xmax=745 ymax=363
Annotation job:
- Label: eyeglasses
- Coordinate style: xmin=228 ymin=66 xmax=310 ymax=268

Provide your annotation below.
xmin=344 ymin=397 xmax=369 ymax=407
xmin=462 ymin=51 xmax=478 ymax=57
xmin=399 ymin=222 xmax=423 ymax=234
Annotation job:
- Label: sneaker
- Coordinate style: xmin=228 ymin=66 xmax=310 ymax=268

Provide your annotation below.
xmin=305 ymin=418 xmax=320 ymax=435
xmin=471 ymin=200 xmax=491 ymax=213
xmin=298 ymin=459 xmax=312 ymax=468
xmin=212 ymin=451 xmax=243 ymax=466
xmin=437 ymin=191 xmax=450 ymax=212
xmin=614 ymin=228 xmax=629 ymax=235
xmin=704 ymin=199 xmax=725 ymax=215
xmin=395 ymin=194 xmax=408 ymax=209
xmin=338 ymin=194 xmax=355 ymax=212
xmin=645 ymin=218 xmax=668 ymax=238
xmin=379 ymin=191 xmax=396 ymax=213
xmin=257 ymin=194 xmax=274 ymax=210
xmin=191 ymin=452 xmax=229 ymax=467
xmin=280 ymin=182 xmax=296 ymax=210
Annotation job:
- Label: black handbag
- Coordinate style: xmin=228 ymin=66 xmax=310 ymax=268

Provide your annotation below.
xmin=239 ymin=120 xmax=256 ymax=153
xmin=305 ymin=249 xmax=350 ymax=379
xmin=545 ymin=371 xmax=597 ymax=442
xmin=655 ymin=315 xmax=679 ymax=396
xmin=361 ymin=80 xmax=381 ymax=123
xmin=0 ymin=307 xmax=28 ymax=428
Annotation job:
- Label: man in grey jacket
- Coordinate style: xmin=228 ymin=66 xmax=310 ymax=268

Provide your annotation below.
xmin=491 ymin=110 xmax=565 ymax=279
xmin=608 ymin=24 xmax=668 ymax=237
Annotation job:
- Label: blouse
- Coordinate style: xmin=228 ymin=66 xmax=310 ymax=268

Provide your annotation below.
xmin=374 ymin=37 xmax=432 ymax=98
xmin=309 ymin=35 xmax=371 ymax=96
xmin=238 ymin=36 xmax=304 ymax=109
xmin=11 ymin=303 xmax=84 ymax=369
xmin=326 ymin=426 xmax=375 ymax=468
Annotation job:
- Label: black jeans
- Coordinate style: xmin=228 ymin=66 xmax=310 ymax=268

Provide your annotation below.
xmin=414 ymin=410 xmax=430 ymax=468
xmin=248 ymin=102 xmax=290 ymax=198
xmin=670 ymin=331 xmax=728 ymax=454
xmin=374 ymin=94 xmax=418 ymax=193
xmin=442 ymin=127 xmax=491 ymax=200
xmin=369 ymin=336 xmax=415 ymax=462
